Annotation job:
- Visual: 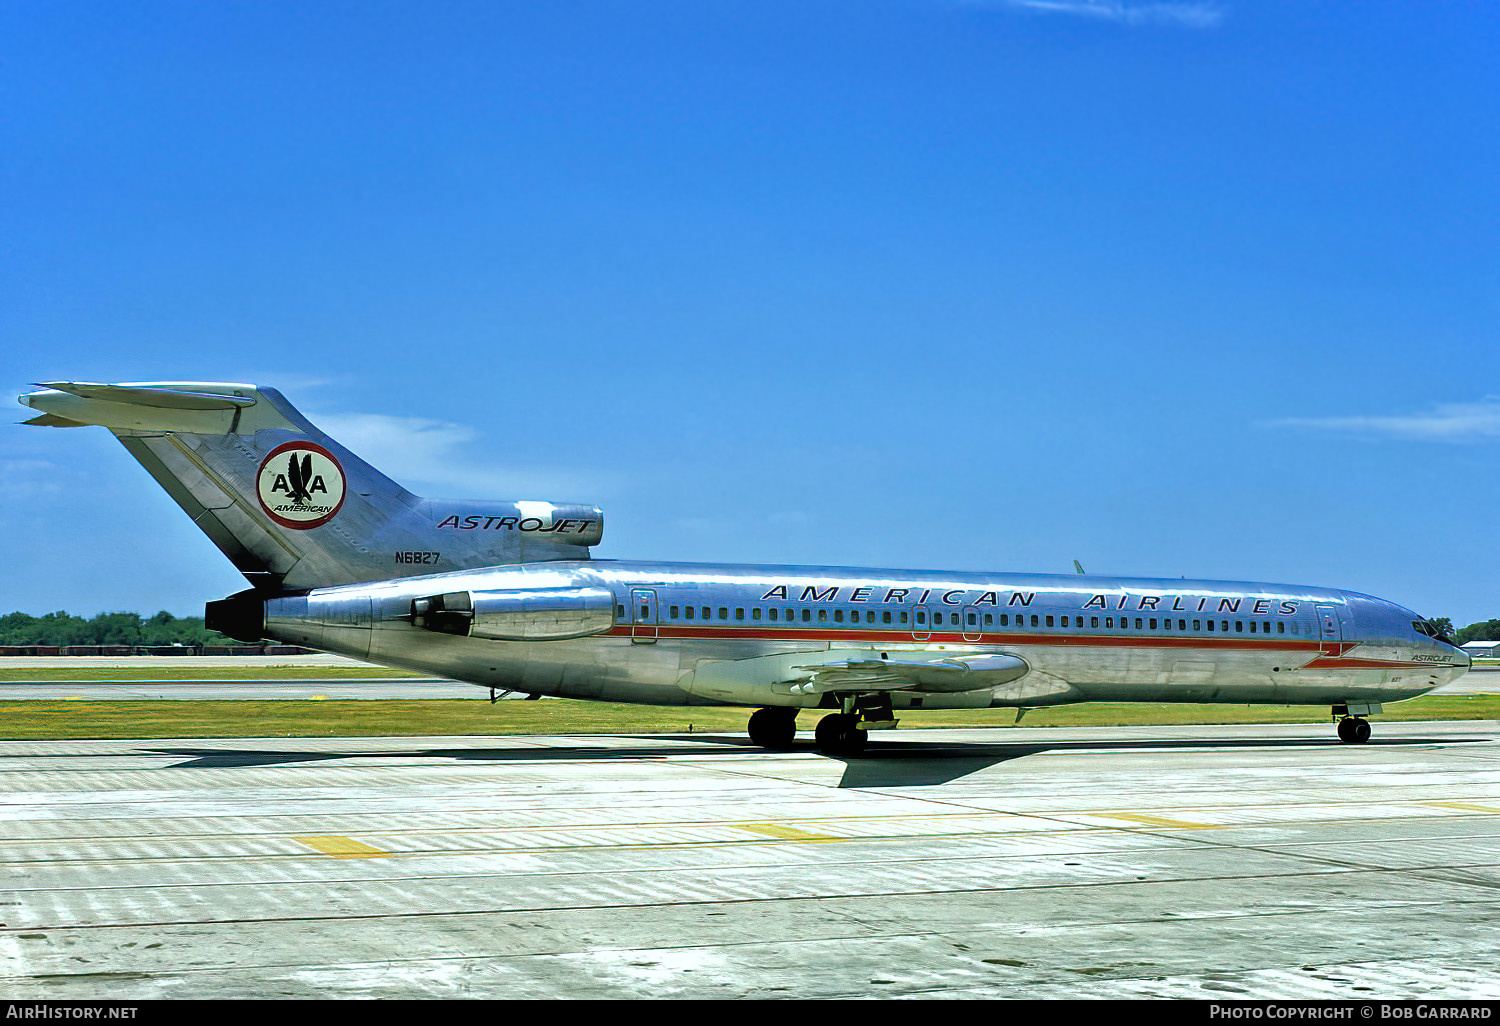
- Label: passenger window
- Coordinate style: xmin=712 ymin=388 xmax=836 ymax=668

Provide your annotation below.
xmin=1206 ymin=620 xmax=1214 ymax=631
xmin=1135 ymin=618 xmax=1143 ymax=629
xmin=916 ymin=611 xmax=927 ymax=625
xmin=1221 ymin=620 xmax=1229 ymax=632
xmin=1149 ymin=618 xmax=1157 ymax=629
xmin=1045 ymin=615 xmax=1054 ymax=627
xmin=768 ymin=608 xmax=777 ymax=621
xmin=818 ymin=609 xmax=827 ymax=622
xmin=640 ymin=606 xmax=650 ymax=620
xmin=670 ymin=605 xmax=679 ymax=618
xmin=834 ymin=609 xmax=844 ymax=623
xmin=1179 ymin=619 xmax=1186 ymax=630
xmin=883 ymin=611 xmax=892 ymax=624
xmin=735 ymin=608 xmax=744 ymax=620
xmin=984 ymin=614 xmax=993 ymax=626
xmin=1060 ymin=615 xmax=1068 ymax=627
xmin=1277 ymin=621 xmax=1285 ymax=633
xmin=752 ymin=608 xmax=761 ymax=621
xmin=1193 ymin=619 xmax=1201 ymax=630
xmin=968 ymin=613 xmax=977 ymax=626
xmin=617 ymin=604 xmax=625 ymax=618
xmin=1235 ymin=621 xmax=1243 ymax=632
xmin=801 ymin=608 xmax=811 ymax=622
xmin=900 ymin=611 xmax=909 ymax=624
xmin=1000 ymin=614 xmax=1009 ymax=627
xmin=685 ymin=606 xmax=694 ymax=619
xmin=1105 ymin=617 xmax=1113 ymax=628
xmin=1091 ymin=617 xmax=1099 ymax=628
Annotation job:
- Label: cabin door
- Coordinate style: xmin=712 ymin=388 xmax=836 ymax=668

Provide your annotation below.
xmin=913 ymin=604 xmax=933 ymax=642
xmin=631 ymin=588 xmax=659 ymax=644
xmin=1315 ymin=604 xmax=1342 ymax=657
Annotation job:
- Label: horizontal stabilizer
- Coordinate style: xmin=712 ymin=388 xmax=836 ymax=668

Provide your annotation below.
xmin=35 ymin=382 xmax=258 ymax=411
xmin=22 ymin=413 xmax=86 ymax=427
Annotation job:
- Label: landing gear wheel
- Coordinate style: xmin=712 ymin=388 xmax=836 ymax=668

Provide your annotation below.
xmin=815 ymin=713 xmax=868 ymax=757
xmin=1337 ymin=717 xmax=1371 ymax=744
xmin=747 ymin=707 xmax=798 ymax=749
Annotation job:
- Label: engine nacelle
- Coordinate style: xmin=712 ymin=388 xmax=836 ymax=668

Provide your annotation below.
xmin=411 ymin=586 xmax=615 ymax=641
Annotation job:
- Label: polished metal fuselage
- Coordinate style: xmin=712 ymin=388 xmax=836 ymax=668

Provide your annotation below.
xmin=263 ymin=560 xmax=1470 ymax=710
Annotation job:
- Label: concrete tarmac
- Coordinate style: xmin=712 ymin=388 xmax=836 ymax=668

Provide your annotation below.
xmin=1 ymin=667 xmax=1494 ymax=700
xmin=1 ymin=720 xmax=1497 ymax=999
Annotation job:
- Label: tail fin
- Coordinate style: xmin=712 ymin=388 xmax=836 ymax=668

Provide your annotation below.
xmin=19 ymin=382 xmax=602 ymax=591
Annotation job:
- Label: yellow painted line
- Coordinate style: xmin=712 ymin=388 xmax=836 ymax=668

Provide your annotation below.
xmin=1098 ymin=813 xmax=1223 ymax=830
xmin=739 ymin=823 xmax=840 ymax=841
xmin=1423 ymin=802 xmax=1500 ymax=815
xmin=293 ymin=835 xmax=390 ymax=858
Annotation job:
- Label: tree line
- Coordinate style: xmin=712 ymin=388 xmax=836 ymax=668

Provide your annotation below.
xmin=0 ymin=611 xmax=228 ymax=647
xmin=3 ymin=608 xmax=1497 ymax=648
xmin=1454 ymin=619 xmax=1500 ymax=645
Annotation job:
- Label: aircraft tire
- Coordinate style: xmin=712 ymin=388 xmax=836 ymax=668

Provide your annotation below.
xmin=747 ymin=707 xmax=798 ymax=749
xmin=1338 ymin=717 xmax=1371 ymax=744
xmin=815 ymin=713 xmax=868 ymax=757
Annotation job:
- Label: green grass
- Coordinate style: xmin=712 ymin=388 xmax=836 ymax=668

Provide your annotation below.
xmin=0 ymin=665 xmax=419 ymax=681
xmin=0 ymin=695 xmax=1494 ymax=741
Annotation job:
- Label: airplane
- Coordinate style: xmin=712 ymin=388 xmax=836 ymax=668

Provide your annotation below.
xmin=18 ymin=381 xmax=1471 ymax=754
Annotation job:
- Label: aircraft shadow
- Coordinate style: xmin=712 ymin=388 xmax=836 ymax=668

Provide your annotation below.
xmin=133 ymin=731 xmax=1493 ymax=788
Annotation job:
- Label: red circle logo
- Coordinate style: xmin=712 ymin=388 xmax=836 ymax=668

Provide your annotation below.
xmin=256 ymin=441 xmax=347 ymax=530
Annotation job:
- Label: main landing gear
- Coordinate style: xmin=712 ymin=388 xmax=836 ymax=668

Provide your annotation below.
xmin=814 ymin=713 xmax=868 ymax=757
xmin=746 ymin=693 xmax=898 ymax=757
xmin=747 ymin=706 xmax=798 ymax=749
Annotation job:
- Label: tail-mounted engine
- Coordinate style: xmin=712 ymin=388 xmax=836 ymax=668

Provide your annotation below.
xmin=410 ymin=585 xmax=615 ymax=641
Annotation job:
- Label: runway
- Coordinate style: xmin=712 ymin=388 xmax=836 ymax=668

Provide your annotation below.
xmin=2 ymin=721 xmax=1498 ymax=999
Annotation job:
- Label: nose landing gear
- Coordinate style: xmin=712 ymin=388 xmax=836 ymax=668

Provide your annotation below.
xmin=1333 ymin=702 xmax=1379 ymax=744
xmin=1336 ymin=716 xmax=1372 ymax=744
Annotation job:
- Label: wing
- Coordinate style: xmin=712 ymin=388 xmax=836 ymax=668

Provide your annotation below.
xmin=777 ymin=652 xmax=1030 ymax=696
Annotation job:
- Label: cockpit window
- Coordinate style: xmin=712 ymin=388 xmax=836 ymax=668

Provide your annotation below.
xmin=1414 ymin=619 xmax=1454 ymax=642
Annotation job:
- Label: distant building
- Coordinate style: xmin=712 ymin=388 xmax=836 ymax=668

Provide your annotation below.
xmin=1461 ymin=641 xmax=1500 ymax=658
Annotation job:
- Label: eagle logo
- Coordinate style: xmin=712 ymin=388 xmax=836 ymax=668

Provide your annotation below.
xmin=256 ymin=441 xmax=346 ymax=529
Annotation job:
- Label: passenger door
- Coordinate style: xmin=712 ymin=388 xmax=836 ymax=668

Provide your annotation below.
xmin=631 ymin=588 xmax=659 ymax=644
xmin=1315 ymin=604 xmax=1342 ymax=657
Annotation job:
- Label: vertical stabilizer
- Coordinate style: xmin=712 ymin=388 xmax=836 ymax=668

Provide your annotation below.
xmin=19 ymin=382 xmax=602 ymax=591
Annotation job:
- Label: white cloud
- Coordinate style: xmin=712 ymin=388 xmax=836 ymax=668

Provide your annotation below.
xmin=1268 ymin=398 xmax=1500 ymax=442
xmin=311 ymin=411 xmax=621 ymax=501
xmin=975 ymin=0 xmax=1225 ymax=27
xmin=0 ymin=458 xmax=69 ymax=497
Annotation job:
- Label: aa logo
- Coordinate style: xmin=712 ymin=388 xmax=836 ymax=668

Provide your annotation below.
xmin=256 ymin=441 xmax=347 ymax=529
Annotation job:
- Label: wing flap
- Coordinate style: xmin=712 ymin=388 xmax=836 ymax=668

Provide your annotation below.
xmin=779 ymin=652 xmax=1030 ymax=695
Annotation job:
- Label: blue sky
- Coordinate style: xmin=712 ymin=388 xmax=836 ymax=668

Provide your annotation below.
xmin=3 ymin=0 xmax=1497 ymax=626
